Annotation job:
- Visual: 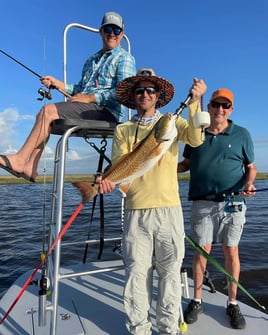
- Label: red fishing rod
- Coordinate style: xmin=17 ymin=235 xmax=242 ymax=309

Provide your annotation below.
xmin=0 ymin=49 xmax=71 ymax=100
xmin=0 ymin=195 xmax=88 ymax=325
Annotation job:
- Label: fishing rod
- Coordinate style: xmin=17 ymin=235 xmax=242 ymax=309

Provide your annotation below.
xmin=213 ymin=188 xmax=268 ymax=199
xmin=185 ymin=234 xmax=268 ymax=314
xmin=0 ymin=49 xmax=71 ymax=100
xmin=0 ymin=192 xmax=89 ymax=325
xmin=242 ymin=188 xmax=268 ymax=193
xmin=174 ymin=93 xmax=211 ymax=135
xmin=174 ymin=94 xmax=192 ymax=116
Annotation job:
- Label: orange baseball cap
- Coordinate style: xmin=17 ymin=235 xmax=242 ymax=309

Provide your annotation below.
xmin=210 ymin=88 xmax=234 ymax=104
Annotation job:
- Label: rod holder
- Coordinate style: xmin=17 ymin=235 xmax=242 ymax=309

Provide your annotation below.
xmin=181 ymin=268 xmax=190 ymax=298
xmin=38 ymin=290 xmax=47 ymax=326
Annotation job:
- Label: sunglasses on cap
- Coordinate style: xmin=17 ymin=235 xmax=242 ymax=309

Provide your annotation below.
xmin=103 ymin=25 xmax=122 ymax=36
xmin=139 ymin=69 xmax=153 ymax=76
xmin=134 ymin=87 xmax=157 ymax=95
xmin=210 ymin=101 xmax=232 ymax=109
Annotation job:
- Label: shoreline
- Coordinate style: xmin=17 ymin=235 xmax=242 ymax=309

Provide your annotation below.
xmin=0 ymin=173 xmax=267 ymax=184
xmin=0 ymin=174 xmax=95 ymax=184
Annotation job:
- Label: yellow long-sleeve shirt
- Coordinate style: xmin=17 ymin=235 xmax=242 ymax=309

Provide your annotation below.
xmin=111 ymin=100 xmax=203 ymax=209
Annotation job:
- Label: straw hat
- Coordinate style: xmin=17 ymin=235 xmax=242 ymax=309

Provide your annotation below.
xmin=116 ymin=68 xmax=175 ymax=109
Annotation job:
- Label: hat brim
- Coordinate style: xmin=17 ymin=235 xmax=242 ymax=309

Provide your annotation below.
xmin=116 ymin=75 xmax=175 ymax=109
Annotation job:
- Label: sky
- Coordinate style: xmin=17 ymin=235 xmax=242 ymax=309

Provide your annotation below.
xmin=0 ymin=0 xmax=267 ymax=176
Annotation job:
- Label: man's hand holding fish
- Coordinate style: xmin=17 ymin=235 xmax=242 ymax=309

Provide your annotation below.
xmin=74 ymin=68 xmax=207 ymax=335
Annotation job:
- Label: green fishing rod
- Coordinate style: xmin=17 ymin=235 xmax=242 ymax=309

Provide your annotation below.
xmin=185 ymin=234 xmax=267 ymax=314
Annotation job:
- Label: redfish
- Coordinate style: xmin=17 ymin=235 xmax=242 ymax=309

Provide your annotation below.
xmin=73 ymin=113 xmax=177 ymax=202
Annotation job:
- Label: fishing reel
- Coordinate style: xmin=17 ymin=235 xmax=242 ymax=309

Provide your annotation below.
xmin=37 ymin=87 xmax=52 ymax=101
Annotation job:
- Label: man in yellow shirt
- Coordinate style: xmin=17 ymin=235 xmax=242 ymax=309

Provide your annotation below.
xmin=100 ymin=68 xmax=206 ymax=334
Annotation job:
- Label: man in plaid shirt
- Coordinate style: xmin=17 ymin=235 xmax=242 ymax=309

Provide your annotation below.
xmin=0 ymin=11 xmax=136 ymax=182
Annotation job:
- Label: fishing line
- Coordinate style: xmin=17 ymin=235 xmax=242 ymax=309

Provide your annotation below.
xmin=185 ymin=234 xmax=267 ymax=314
xmin=40 ymin=103 xmax=48 ymax=262
xmin=41 ymin=36 xmax=49 ymax=260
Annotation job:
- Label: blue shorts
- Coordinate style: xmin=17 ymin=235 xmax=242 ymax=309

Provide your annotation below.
xmin=190 ymin=200 xmax=246 ymax=247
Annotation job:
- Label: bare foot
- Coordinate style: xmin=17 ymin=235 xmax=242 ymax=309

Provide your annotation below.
xmin=0 ymin=154 xmax=25 ymax=174
xmin=24 ymin=162 xmax=38 ymax=182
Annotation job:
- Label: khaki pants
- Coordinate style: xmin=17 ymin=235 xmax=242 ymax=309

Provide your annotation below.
xmin=123 ymin=206 xmax=185 ymax=334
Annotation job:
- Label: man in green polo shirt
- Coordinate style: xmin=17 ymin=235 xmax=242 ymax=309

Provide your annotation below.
xmin=178 ymin=88 xmax=257 ymax=330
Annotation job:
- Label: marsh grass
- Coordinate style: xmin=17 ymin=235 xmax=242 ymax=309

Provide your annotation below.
xmin=0 ymin=173 xmax=267 ymax=184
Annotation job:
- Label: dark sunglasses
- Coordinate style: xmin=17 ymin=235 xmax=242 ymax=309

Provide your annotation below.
xmin=139 ymin=70 xmax=153 ymax=76
xmin=210 ymin=101 xmax=232 ymax=109
xmin=103 ymin=25 xmax=122 ymax=36
xmin=134 ymin=87 xmax=157 ymax=95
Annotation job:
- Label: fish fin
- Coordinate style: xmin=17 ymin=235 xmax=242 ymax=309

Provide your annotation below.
xmin=119 ymin=182 xmax=132 ymax=197
xmin=149 ymin=143 xmax=163 ymax=159
xmin=72 ymin=181 xmax=99 ymax=202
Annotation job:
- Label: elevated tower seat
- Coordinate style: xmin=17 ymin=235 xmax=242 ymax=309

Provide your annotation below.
xmin=49 ymin=117 xmax=119 ymax=275
xmin=51 ymin=118 xmax=118 ymax=138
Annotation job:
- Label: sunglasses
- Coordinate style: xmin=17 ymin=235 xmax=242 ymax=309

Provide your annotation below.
xmin=210 ymin=101 xmax=232 ymax=109
xmin=134 ymin=87 xmax=157 ymax=95
xmin=103 ymin=25 xmax=122 ymax=36
xmin=139 ymin=70 xmax=153 ymax=76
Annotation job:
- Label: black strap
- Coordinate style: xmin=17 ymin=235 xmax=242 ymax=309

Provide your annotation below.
xmin=97 ymin=193 xmax=105 ymax=259
xmin=82 ymin=194 xmax=97 ymax=263
xmin=83 ymin=139 xmax=109 ymax=262
xmin=96 ymin=141 xmax=107 ymax=260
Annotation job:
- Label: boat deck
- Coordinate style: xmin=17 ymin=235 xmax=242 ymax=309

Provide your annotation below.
xmin=0 ymin=259 xmax=267 ymax=335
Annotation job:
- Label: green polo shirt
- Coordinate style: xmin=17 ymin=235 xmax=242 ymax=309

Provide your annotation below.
xmin=183 ymin=120 xmax=254 ymax=200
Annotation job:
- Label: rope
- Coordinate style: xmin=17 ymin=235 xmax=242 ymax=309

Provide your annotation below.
xmin=200 ymin=95 xmax=204 ymax=111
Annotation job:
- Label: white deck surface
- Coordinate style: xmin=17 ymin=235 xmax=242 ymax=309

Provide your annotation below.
xmin=0 ymin=259 xmax=267 ymax=334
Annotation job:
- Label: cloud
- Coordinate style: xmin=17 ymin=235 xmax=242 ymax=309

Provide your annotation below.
xmin=0 ymin=107 xmax=19 ymax=127
xmin=0 ymin=107 xmax=35 ymax=152
xmin=4 ymin=145 xmax=17 ymax=154
xmin=0 ymin=108 xmax=20 ymax=151
xmin=67 ymin=150 xmax=82 ymax=161
xmin=20 ymin=114 xmax=36 ymax=121
xmin=44 ymin=145 xmax=54 ymax=155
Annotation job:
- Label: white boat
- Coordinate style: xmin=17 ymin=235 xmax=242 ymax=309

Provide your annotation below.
xmin=1 ymin=22 xmax=268 ymax=335
xmin=1 ymin=257 xmax=267 ymax=334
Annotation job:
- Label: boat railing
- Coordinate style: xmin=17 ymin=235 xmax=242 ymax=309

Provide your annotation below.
xmin=60 ymin=236 xmax=121 ymax=247
xmin=62 ymin=22 xmax=132 ymax=120
xmin=46 ymin=121 xmax=122 ymax=335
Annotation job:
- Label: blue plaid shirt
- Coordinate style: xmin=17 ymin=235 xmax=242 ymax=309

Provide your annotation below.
xmin=65 ymin=45 xmax=136 ymax=122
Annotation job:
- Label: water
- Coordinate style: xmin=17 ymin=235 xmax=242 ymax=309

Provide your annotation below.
xmin=0 ymin=180 xmax=267 ymax=311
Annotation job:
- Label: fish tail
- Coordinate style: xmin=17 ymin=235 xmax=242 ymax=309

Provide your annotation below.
xmin=72 ymin=181 xmax=99 ymax=202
